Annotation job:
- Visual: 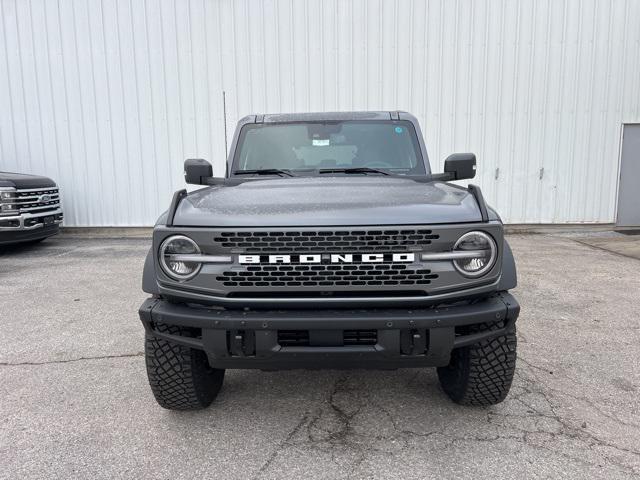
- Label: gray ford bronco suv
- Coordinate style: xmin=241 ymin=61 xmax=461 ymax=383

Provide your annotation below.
xmin=139 ymin=111 xmax=519 ymax=410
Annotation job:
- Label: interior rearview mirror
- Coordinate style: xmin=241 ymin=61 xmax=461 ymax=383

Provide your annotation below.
xmin=184 ymin=158 xmax=213 ymax=185
xmin=444 ymin=153 xmax=476 ymax=180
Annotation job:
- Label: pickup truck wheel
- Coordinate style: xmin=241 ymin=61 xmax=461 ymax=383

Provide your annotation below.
xmin=437 ymin=322 xmax=517 ymax=406
xmin=145 ymin=324 xmax=225 ymax=410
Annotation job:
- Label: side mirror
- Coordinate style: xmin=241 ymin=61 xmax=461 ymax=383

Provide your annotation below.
xmin=444 ymin=153 xmax=476 ymax=180
xmin=184 ymin=158 xmax=213 ymax=185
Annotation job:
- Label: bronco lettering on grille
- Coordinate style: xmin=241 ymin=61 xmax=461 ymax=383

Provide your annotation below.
xmin=238 ymin=253 xmax=415 ymax=264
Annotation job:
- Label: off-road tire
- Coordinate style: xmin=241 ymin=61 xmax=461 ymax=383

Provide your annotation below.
xmin=437 ymin=322 xmax=517 ymax=406
xmin=145 ymin=324 xmax=225 ymax=410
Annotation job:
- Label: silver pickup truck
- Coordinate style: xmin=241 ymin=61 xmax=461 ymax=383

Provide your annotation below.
xmin=139 ymin=111 xmax=520 ymax=410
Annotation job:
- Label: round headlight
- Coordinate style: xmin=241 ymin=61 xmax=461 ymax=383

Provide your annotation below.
xmin=159 ymin=235 xmax=202 ymax=281
xmin=452 ymin=231 xmax=497 ymax=277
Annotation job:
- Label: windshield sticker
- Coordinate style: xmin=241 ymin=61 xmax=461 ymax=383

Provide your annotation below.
xmin=312 ymin=139 xmax=330 ymax=146
xmin=395 ymin=126 xmax=404 ymax=134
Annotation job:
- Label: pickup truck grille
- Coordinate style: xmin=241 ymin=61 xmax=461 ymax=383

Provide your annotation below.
xmin=15 ymin=187 xmax=60 ymax=214
xmin=213 ymin=229 xmax=439 ymax=253
xmin=217 ymin=263 xmax=438 ymax=288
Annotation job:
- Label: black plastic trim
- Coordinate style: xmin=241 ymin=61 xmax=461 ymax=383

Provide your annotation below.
xmin=498 ymin=239 xmax=518 ymax=290
xmin=468 ymin=184 xmax=489 ymax=222
xmin=158 ymin=277 xmax=502 ymax=309
xmin=166 ymin=189 xmax=187 ymax=226
xmin=452 ymin=315 xmax=516 ymax=348
xmin=140 ymin=294 xmax=514 ymax=330
xmin=142 ymin=248 xmax=160 ymax=295
xmin=138 ymin=292 xmax=519 ymax=369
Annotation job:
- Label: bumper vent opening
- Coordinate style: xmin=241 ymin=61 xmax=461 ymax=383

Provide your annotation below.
xmin=343 ymin=329 xmax=377 ymax=346
xmin=0 ymin=219 xmax=20 ymax=228
xmin=278 ymin=330 xmax=310 ymax=347
xmin=277 ymin=329 xmax=378 ymax=347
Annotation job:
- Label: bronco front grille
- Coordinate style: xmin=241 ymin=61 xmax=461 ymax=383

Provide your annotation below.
xmin=217 ymin=264 xmax=438 ymax=288
xmin=213 ymin=229 xmax=439 ymax=253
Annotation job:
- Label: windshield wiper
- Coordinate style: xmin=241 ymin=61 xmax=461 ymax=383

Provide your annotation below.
xmin=318 ymin=167 xmax=390 ymax=176
xmin=233 ymin=169 xmax=295 ymax=177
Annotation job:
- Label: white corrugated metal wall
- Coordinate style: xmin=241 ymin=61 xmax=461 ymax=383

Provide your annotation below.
xmin=1 ymin=0 xmax=639 ymax=226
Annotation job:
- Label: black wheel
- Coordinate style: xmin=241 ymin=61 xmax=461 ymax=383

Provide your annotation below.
xmin=437 ymin=322 xmax=517 ymax=406
xmin=145 ymin=324 xmax=225 ymax=410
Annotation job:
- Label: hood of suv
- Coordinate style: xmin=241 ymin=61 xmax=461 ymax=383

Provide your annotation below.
xmin=0 ymin=171 xmax=57 ymax=189
xmin=173 ymin=177 xmax=486 ymax=227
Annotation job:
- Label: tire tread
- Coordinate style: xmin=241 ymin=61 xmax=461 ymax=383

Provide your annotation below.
xmin=437 ymin=322 xmax=517 ymax=406
xmin=145 ymin=324 xmax=224 ymax=410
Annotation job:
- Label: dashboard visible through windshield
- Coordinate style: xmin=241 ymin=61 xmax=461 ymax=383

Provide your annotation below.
xmin=232 ymin=120 xmax=426 ymax=176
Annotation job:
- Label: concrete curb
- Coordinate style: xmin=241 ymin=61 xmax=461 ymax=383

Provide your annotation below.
xmin=60 ymin=227 xmax=152 ymax=238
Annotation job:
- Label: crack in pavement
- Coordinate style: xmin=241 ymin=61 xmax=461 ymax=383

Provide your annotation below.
xmin=499 ymin=356 xmax=640 ymax=476
xmin=518 ymin=357 xmax=640 ymax=430
xmin=6 ymin=345 xmax=635 ymax=478
xmin=253 ymin=411 xmax=311 ymax=479
xmin=253 ymin=361 xmax=640 ymax=479
xmin=0 ymin=352 xmax=144 ymax=367
xmin=253 ymin=374 xmax=371 ymax=478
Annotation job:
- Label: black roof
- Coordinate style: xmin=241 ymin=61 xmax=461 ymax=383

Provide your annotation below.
xmin=235 ymin=111 xmax=420 ymax=124
xmin=262 ymin=111 xmax=397 ymax=123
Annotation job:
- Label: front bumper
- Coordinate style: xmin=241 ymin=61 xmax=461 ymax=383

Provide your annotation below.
xmin=139 ymin=292 xmax=520 ymax=369
xmin=0 ymin=209 xmax=63 ymax=245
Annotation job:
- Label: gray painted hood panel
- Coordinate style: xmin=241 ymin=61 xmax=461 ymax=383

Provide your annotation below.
xmin=173 ymin=177 xmax=483 ymax=227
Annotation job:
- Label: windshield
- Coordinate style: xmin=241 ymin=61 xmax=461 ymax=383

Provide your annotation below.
xmin=232 ymin=120 xmax=426 ymax=175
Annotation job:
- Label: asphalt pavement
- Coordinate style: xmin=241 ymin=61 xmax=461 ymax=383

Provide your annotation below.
xmin=1 ymin=232 xmax=639 ymax=479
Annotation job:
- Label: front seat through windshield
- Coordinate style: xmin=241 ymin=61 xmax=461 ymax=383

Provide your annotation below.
xmin=233 ymin=120 xmax=426 ymax=175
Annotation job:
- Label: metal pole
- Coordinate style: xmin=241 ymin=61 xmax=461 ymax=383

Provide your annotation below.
xmin=223 ymin=90 xmax=228 ymax=158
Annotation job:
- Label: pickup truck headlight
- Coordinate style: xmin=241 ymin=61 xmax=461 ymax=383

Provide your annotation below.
xmin=0 ymin=188 xmax=18 ymax=216
xmin=452 ymin=231 xmax=497 ymax=277
xmin=159 ymin=235 xmax=202 ymax=280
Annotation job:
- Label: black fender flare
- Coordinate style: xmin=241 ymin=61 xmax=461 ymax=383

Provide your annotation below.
xmin=142 ymin=247 xmax=160 ymax=295
xmin=498 ymin=239 xmax=517 ymax=291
